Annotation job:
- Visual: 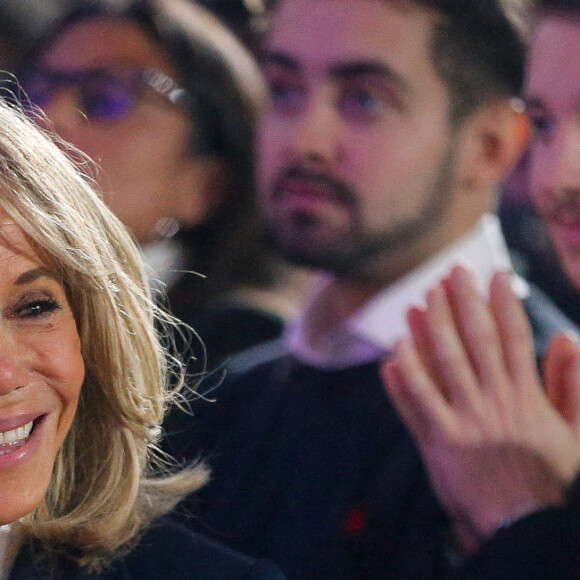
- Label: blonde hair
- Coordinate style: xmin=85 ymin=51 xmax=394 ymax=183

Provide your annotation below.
xmin=0 ymin=99 xmax=207 ymax=569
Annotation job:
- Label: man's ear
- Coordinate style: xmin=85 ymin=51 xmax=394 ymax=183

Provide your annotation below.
xmin=454 ymin=98 xmax=531 ymax=195
xmin=173 ymin=156 xmax=227 ymax=228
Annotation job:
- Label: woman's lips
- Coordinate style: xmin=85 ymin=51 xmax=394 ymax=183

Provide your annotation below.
xmin=0 ymin=414 xmax=40 ymax=434
xmin=0 ymin=414 xmax=44 ymax=466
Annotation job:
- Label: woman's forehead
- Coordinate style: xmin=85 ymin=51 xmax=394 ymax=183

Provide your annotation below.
xmin=0 ymin=212 xmax=58 ymax=275
xmin=40 ymin=17 xmax=175 ymax=76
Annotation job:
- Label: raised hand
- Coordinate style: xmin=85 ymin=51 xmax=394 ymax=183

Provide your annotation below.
xmin=382 ymin=265 xmax=580 ymax=553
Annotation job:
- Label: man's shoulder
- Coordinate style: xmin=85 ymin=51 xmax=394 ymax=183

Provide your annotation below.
xmin=161 ymin=341 xmax=292 ymax=460
xmin=224 ymin=339 xmax=288 ymax=378
xmin=192 ymin=339 xmax=289 ymax=405
xmin=222 ymin=339 xmax=382 ymax=389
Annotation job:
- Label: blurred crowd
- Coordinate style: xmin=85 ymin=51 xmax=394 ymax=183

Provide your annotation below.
xmin=0 ymin=0 xmax=312 ymax=374
xmin=1 ymin=1 xmax=580 ymax=579
xmin=1 ymin=0 xmax=576 ymax=356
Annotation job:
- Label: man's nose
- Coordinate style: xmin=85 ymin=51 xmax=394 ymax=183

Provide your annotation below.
xmin=550 ymin=122 xmax=580 ymax=195
xmin=287 ymin=91 xmax=345 ymax=166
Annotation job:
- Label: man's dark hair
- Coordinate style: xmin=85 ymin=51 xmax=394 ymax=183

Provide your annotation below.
xmin=536 ymin=0 xmax=580 ymax=14
xmin=265 ymin=0 xmax=532 ymax=123
xmin=416 ymin=1 xmax=532 ymax=121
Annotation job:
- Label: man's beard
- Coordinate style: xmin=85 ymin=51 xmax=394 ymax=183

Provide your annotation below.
xmin=260 ymin=147 xmax=456 ymax=278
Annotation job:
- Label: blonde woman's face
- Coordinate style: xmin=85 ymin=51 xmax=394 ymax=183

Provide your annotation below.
xmin=0 ymin=209 xmax=85 ymax=524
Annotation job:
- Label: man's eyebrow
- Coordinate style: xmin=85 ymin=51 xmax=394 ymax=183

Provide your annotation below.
xmin=330 ymin=61 xmax=410 ymax=91
xmin=15 ymin=267 xmax=58 ymax=286
xmin=260 ymin=54 xmax=410 ymax=92
xmin=260 ymin=51 xmax=300 ymax=72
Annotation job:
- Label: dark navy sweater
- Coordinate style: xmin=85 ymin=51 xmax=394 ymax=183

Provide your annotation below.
xmin=165 ymin=286 xmax=580 ymax=579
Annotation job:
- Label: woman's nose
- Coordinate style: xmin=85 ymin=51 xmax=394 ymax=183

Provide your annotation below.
xmin=0 ymin=327 xmax=29 ymax=396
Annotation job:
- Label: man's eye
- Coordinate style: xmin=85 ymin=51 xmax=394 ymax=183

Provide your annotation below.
xmin=14 ymin=298 xmax=61 ymax=319
xmin=339 ymin=88 xmax=384 ymax=121
xmin=529 ymin=114 xmax=555 ymax=142
xmin=268 ymin=80 xmax=304 ymax=113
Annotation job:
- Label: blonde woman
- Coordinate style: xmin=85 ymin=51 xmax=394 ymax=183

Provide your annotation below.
xmin=0 ymin=99 xmax=284 ymax=579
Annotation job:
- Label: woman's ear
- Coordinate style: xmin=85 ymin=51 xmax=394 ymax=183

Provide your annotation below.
xmin=455 ymin=98 xmax=531 ymax=195
xmin=173 ymin=156 xmax=227 ymax=227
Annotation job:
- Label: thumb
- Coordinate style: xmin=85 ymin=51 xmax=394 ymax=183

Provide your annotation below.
xmin=544 ymin=332 xmax=580 ymax=429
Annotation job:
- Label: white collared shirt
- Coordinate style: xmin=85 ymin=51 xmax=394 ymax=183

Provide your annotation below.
xmin=286 ymin=214 xmax=527 ymax=369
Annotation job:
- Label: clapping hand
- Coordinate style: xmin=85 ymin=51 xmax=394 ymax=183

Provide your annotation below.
xmin=382 ymin=265 xmax=580 ymax=553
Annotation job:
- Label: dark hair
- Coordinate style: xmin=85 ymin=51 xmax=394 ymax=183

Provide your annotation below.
xmin=535 ymin=0 xmax=580 ymax=14
xmin=27 ymin=0 xmax=278 ymax=309
xmin=417 ymin=0 xmax=531 ymax=121
xmin=265 ymin=0 xmax=532 ymax=122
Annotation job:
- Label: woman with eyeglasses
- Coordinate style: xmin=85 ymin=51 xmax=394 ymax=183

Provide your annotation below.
xmin=0 ymin=97 xmax=284 ymax=579
xmin=13 ymin=0 xmax=310 ymax=372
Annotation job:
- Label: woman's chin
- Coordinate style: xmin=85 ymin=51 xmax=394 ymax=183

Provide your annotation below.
xmin=0 ymin=504 xmax=36 ymax=526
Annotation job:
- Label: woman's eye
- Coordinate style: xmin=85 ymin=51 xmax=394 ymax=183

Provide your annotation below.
xmin=14 ymin=298 xmax=61 ymax=319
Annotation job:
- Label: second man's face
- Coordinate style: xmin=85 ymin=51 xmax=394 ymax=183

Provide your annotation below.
xmin=256 ymin=0 xmax=463 ymax=282
xmin=526 ymin=16 xmax=580 ymax=289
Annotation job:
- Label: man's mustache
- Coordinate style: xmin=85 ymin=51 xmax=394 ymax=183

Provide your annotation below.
xmin=271 ymin=166 xmax=356 ymax=207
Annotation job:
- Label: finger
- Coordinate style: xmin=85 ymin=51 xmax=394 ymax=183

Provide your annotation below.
xmin=489 ymin=271 xmax=539 ymax=391
xmin=407 ymin=305 xmax=451 ymax=401
xmin=564 ymin=353 xmax=580 ymax=437
xmin=544 ymin=332 xmax=578 ymax=407
xmin=382 ymin=338 xmax=451 ymax=443
xmin=424 ymin=282 xmax=482 ymax=409
xmin=407 ymin=305 xmax=429 ymax=363
xmin=444 ymin=265 xmax=509 ymax=393
xmin=382 ymin=358 xmax=428 ymax=438
xmin=545 ymin=332 xmax=580 ymax=429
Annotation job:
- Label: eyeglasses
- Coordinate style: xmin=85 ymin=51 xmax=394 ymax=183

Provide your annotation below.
xmin=12 ymin=65 xmax=190 ymax=123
